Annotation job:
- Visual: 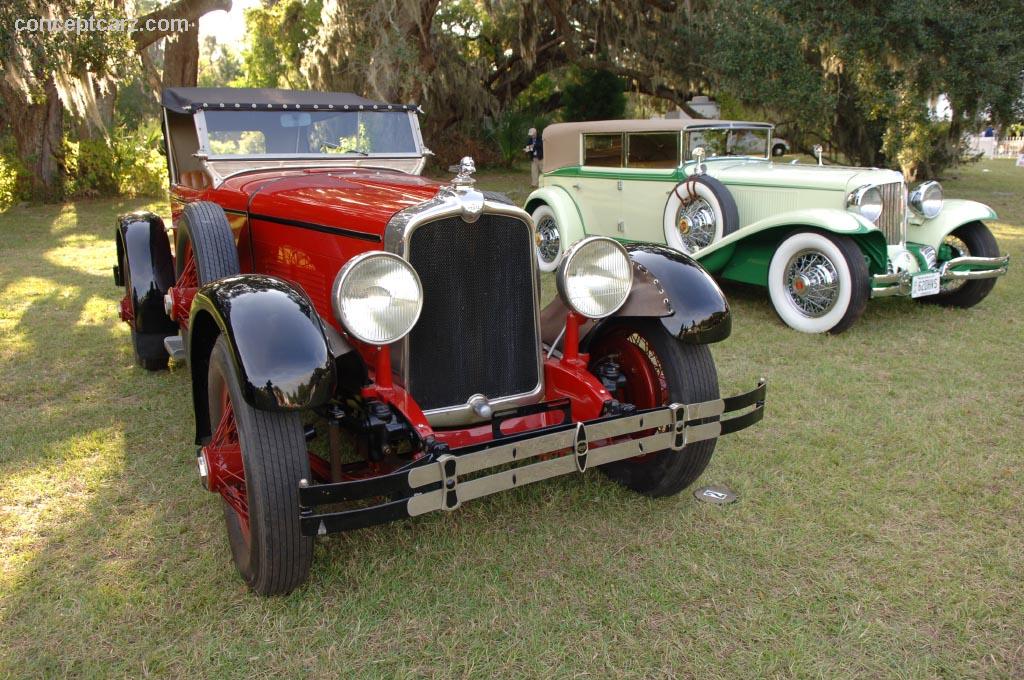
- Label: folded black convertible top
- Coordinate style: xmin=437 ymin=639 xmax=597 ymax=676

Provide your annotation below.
xmin=161 ymin=87 xmax=418 ymax=113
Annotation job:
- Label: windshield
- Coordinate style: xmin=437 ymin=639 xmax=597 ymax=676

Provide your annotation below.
xmin=685 ymin=127 xmax=770 ymax=160
xmin=201 ymin=110 xmax=419 ymax=156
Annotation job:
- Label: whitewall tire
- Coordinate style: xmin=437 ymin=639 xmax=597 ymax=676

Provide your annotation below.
xmin=662 ymin=175 xmax=739 ymax=255
xmin=532 ymin=204 xmax=563 ymax=272
xmin=767 ymin=231 xmax=868 ymax=334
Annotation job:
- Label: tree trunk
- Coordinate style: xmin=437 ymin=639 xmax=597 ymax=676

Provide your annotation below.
xmin=0 ymin=78 xmax=65 ymax=201
xmin=162 ymin=25 xmax=201 ymax=88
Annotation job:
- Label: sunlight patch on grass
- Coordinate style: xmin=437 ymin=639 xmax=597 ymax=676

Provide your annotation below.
xmin=0 ymin=425 xmax=125 ymax=590
xmin=76 ymin=294 xmax=120 ymax=328
xmin=0 ymin=276 xmax=65 ymax=357
xmin=44 ymin=233 xmax=112 ymax=277
xmin=47 ymin=203 xmax=80 ymax=234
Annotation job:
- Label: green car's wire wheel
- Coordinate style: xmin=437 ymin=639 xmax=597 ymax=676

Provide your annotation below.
xmin=767 ymin=230 xmax=868 ymax=334
xmin=662 ymin=175 xmax=739 ymax=255
xmin=784 ymin=250 xmax=840 ymax=316
xmin=531 ymin=204 xmax=563 ymax=272
xmin=917 ymin=221 xmax=999 ymax=309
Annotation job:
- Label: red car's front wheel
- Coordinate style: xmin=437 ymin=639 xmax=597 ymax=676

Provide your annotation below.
xmin=205 ymin=335 xmax=313 ymax=595
xmin=588 ymin=320 xmax=720 ymax=497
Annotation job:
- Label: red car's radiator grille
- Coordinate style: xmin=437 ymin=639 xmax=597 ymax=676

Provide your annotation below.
xmin=877 ymin=181 xmax=907 ymax=245
xmin=406 ymin=214 xmax=540 ymax=412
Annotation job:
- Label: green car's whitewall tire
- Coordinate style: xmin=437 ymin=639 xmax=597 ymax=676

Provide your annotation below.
xmin=532 ymin=204 xmax=563 ymax=272
xmin=767 ymin=231 xmax=868 ymax=334
xmin=662 ymin=175 xmax=739 ymax=255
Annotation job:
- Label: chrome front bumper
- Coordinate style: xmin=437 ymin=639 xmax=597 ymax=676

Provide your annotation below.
xmin=871 ymin=254 xmax=1010 ymax=298
xmin=299 ymin=380 xmax=767 ymax=535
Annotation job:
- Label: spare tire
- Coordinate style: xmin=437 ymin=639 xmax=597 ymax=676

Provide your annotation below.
xmin=662 ymin=175 xmax=739 ymax=255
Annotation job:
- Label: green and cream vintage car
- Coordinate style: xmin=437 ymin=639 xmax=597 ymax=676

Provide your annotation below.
xmin=525 ymin=119 xmax=1010 ymax=333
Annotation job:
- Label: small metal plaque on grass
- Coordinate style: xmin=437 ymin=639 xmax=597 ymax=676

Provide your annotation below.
xmin=694 ymin=485 xmax=737 ymax=505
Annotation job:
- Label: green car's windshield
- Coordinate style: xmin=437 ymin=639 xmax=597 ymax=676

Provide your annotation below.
xmin=685 ymin=127 xmax=770 ymax=160
xmin=202 ymin=110 xmax=418 ymax=156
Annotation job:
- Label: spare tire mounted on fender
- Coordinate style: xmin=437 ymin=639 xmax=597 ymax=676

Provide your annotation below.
xmin=662 ymin=174 xmax=739 ymax=254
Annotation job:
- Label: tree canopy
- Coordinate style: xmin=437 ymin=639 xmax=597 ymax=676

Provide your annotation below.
xmin=1 ymin=0 xmax=1022 ymax=201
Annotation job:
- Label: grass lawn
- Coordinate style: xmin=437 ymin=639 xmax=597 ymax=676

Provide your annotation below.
xmin=1 ymin=160 xmax=1022 ymax=678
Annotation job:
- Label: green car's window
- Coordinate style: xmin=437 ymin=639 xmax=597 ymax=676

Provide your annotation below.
xmin=583 ymin=133 xmax=624 ymax=167
xmin=686 ymin=128 xmax=769 ymax=159
xmin=627 ymin=132 xmax=679 ymax=168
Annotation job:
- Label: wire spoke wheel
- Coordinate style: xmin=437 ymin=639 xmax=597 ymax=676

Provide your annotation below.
xmin=208 ymin=387 xmax=249 ymax=545
xmin=590 ymin=328 xmax=670 ymax=464
xmin=784 ymin=249 xmax=840 ymax=317
xmin=537 ymin=214 xmax=561 ymax=264
xmin=205 ymin=335 xmax=312 ymax=595
xmin=917 ymin=221 xmax=1000 ymax=309
xmin=587 ymin=320 xmax=719 ymax=497
xmin=676 ymin=197 xmax=718 ymax=252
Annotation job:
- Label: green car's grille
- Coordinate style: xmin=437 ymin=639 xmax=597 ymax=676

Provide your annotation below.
xmin=877 ymin=181 xmax=907 ymax=245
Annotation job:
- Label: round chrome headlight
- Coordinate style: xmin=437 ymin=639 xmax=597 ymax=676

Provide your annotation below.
xmin=847 ymin=185 xmax=884 ymax=223
xmin=331 ymin=252 xmax=423 ymax=345
xmin=556 ymin=237 xmax=633 ymax=319
xmin=909 ymin=180 xmax=943 ymax=219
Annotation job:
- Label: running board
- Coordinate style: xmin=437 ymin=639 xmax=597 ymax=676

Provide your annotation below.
xmin=163 ymin=335 xmax=186 ymax=361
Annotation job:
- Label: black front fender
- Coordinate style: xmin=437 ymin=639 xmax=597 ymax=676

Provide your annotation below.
xmin=188 ymin=274 xmax=336 ymax=441
xmin=623 ymin=244 xmax=731 ymax=344
xmin=115 ymin=212 xmax=177 ymax=336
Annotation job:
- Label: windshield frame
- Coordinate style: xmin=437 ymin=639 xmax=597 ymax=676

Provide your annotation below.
xmin=683 ymin=122 xmax=774 ymax=161
xmin=193 ymin=109 xmax=427 ymax=161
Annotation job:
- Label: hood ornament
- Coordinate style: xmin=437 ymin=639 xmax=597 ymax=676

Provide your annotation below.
xmin=450 ymin=156 xmax=476 ymax=187
xmin=441 ymin=155 xmax=483 ymax=222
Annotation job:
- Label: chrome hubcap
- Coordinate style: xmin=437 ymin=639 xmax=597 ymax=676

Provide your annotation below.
xmin=537 ymin=216 xmax=560 ymax=263
xmin=785 ymin=250 xmax=839 ymax=317
xmin=675 ymin=198 xmax=717 ymax=252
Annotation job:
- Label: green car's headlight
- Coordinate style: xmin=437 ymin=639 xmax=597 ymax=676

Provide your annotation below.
xmin=557 ymin=237 xmax=633 ymax=319
xmin=909 ymin=180 xmax=943 ymax=219
xmin=332 ymin=252 xmax=423 ymax=345
xmin=847 ymin=185 xmax=884 ymax=223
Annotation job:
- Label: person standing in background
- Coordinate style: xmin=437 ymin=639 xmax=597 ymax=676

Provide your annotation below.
xmin=524 ymin=127 xmax=544 ymax=188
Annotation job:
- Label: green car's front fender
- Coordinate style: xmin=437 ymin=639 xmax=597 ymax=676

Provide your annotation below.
xmin=524 ymin=186 xmax=588 ymax=247
xmin=697 ymin=208 xmax=889 ymax=283
xmin=907 ymin=199 xmax=997 ymax=249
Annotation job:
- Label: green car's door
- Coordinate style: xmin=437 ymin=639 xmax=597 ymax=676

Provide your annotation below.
xmin=573 ymin=133 xmax=626 ymax=236
xmin=618 ymin=131 xmax=683 ymax=244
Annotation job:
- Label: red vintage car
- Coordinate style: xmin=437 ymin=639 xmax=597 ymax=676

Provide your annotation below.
xmin=113 ymin=87 xmax=767 ymax=595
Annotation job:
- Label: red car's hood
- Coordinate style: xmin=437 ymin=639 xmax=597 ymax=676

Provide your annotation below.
xmin=222 ymin=169 xmax=442 ymax=235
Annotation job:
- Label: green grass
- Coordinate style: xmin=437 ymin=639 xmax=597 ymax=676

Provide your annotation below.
xmin=1 ymin=160 xmax=1022 ymax=678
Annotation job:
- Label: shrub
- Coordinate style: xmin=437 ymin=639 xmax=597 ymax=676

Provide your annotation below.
xmin=66 ymin=125 xmax=166 ymax=199
xmin=483 ymin=109 xmax=532 ymax=167
xmin=0 ymin=154 xmax=25 ymax=212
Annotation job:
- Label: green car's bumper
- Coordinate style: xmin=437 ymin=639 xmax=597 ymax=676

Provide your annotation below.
xmin=871 ymin=254 xmax=1010 ymax=298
